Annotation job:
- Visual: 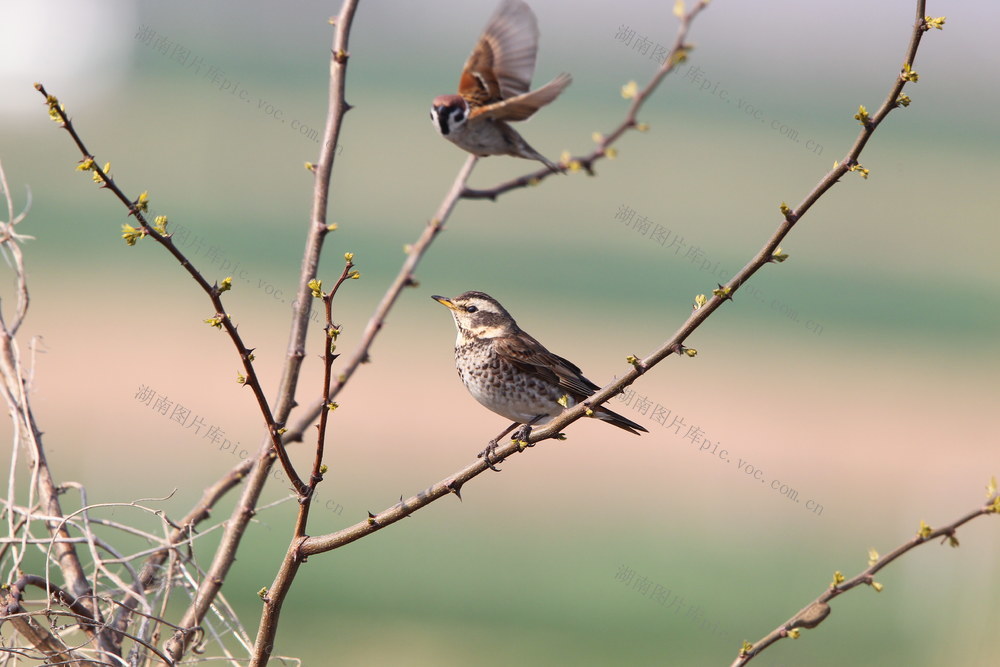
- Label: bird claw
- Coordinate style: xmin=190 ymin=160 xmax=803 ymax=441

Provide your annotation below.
xmin=478 ymin=440 xmax=503 ymax=472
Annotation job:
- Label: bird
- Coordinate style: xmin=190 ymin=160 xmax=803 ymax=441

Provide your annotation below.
xmin=432 ymin=291 xmax=647 ymax=464
xmin=430 ymin=0 xmax=572 ymax=171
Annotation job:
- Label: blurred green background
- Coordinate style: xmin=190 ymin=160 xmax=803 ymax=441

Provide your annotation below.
xmin=1 ymin=0 xmax=998 ymax=665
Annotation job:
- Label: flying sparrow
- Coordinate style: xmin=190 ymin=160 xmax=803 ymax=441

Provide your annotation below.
xmin=430 ymin=0 xmax=572 ymax=171
xmin=433 ymin=291 xmax=647 ymax=463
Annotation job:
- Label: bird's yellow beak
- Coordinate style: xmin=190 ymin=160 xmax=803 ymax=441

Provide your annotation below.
xmin=432 ymin=295 xmax=459 ymax=310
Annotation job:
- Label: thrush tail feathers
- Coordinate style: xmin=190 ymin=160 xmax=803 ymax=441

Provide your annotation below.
xmin=594 ymin=406 xmax=647 ymax=435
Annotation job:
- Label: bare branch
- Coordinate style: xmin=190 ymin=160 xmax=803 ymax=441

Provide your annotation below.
xmin=34 ymin=85 xmax=304 ymax=496
xmin=110 ymin=458 xmax=252 ymax=650
xmin=33 ymin=40 xmax=372 ymax=656
xmin=731 ymin=487 xmax=1000 ymax=664
xmin=0 ymin=159 xmax=107 ymax=651
xmin=0 ymin=161 xmax=31 ymax=334
xmin=289 ymin=257 xmax=356 ymax=539
xmin=6 ymin=574 xmax=96 ymax=626
xmin=284 ymin=154 xmax=478 ymax=444
xmin=0 ymin=608 xmax=87 ymax=666
xmin=272 ymin=0 xmax=361 ymax=430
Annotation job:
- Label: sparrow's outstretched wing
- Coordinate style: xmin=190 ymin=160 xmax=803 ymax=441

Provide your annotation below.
xmin=459 ymin=0 xmax=540 ymax=107
xmin=470 ymin=73 xmax=571 ymax=122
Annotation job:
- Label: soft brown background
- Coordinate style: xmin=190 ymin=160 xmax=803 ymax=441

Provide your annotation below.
xmin=1 ymin=1 xmax=998 ymax=665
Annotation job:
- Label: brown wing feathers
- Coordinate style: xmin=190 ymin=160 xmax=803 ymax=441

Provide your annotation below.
xmin=459 ymin=0 xmax=540 ymax=106
xmin=493 ymin=335 xmax=599 ymax=399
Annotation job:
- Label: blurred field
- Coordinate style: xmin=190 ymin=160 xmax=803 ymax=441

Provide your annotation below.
xmin=1 ymin=1 xmax=998 ymax=665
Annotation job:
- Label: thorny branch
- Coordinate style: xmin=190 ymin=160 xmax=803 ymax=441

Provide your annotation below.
xmin=34 ymin=0 xmax=369 ymax=661
xmin=242 ymin=1 xmax=365 ymax=665
xmin=167 ymin=1 xmax=364 ymax=662
xmin=36 ymin=78 xmax=333 ymax=662
xmin=298 ymin=257 xmax=356 ymax=536
xmin=731 ymin=486 xmax=1000 ymax=665
xmin=34 ymin=86 xmax=304 ymax=495
xmin=283 ymin=154 xmax=478 ymax=444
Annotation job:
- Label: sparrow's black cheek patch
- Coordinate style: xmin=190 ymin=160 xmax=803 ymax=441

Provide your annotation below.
xmin=435 ymin=108 xmax=452 ymax=136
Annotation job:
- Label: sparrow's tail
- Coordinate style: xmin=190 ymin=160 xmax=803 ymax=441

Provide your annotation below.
xmin=512 ymin=137 xmax=561 ymax=173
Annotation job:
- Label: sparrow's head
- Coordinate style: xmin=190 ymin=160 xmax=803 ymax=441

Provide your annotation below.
xmin=430 ymin=94 xmax=470 ymax=136
xmin=432 ymin=291 xmax=518 ymax=340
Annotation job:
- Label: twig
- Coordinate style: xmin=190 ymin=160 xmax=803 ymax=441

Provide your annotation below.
xmin=0 ymin=607 xmax=87 ymax=666
xmin=0 ymin=160 xmax=107 ymax=652
xmin=4 ymin=142 xmax=257 ymax=667
xmin=462 ymin=0 xmax=710 ymax=200
xmin=1 ymin=605 xmax=176 ymax=666
xmin=166 ymin=2 xmax=363 ymax=664
xmin=271 ymin=1 xmax=360 ymax=431
xmin=0 ymin=161 xmax=31 ymax=334
xmin=300 ymin=420 xmax=540 ymax=556
xmin=247 ymin=258 xmax=356 ymax=667
xmin=40 ymin=494 xmax=183 ymax=646
xmin=283 ymin=154 xmax=478 ymax=444
xmin=241 ymin=132 xmax=476 ymax=667
xmin=53 ymin=486 xmax=156 ymax=623
xmin=34 ymin=85 xmax=304 ymax=496
xmin=293 ymin=257 xmax=355 ymax=537
xmin=33 ymin=52 xmax=359 ymax=661
xmin=5 ymin=574 xmax=96 ymax=627
xmin=731 ymin=486 xmax=1000 ymax=665
xmin=248 ymin=537 xmax=304 ymax=667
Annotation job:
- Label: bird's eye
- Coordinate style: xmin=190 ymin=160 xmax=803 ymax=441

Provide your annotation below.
xmin=465 ymin=305 xmax=478 ymax=313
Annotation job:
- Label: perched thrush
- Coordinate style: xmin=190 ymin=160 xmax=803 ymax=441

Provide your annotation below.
xmin=433 ymin=291 xmax=647 ymax=462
